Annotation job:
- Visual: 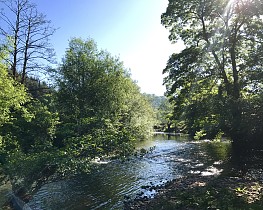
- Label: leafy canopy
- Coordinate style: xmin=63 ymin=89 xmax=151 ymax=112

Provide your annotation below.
xmin=162 ymin=0 xmax=263 ymax=142
xmin=56 ymin=38 xmax=156 ymax=157
xmin=0 ymin=51 xmax=29 ymax=126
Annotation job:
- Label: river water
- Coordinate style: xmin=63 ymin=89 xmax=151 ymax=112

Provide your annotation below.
xmin=27 ymin=134 xmax=231 ymax=210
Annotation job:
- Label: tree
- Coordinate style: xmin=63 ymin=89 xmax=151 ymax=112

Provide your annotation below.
xmin=162 ymin=0 xmax=263 ymax=145
xmin=0 ymin=37 xmax=156 ymax=196
xmin=0 ymin=45 xmax=58 ymax=190
xmin=163 ymin=47 xmax=222 ymax=137
xmin=56 ymin=37 xmax=156 ymax=156
xmin=0 ymin=48 xmax=29 ymax=127
xmin=144 ymin=94 xmax=175 ymax=132
xmin=0 ymin=0 xmax=56 ymax=84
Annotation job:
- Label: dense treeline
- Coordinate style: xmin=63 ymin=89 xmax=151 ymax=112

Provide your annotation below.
xmin=0 ymin=38 xmax=156 ymax=194
xmin=145 ymin=94 xmax=174 ymax=132
xmin=162 ymin=0 xmax=263 ymax=147
xmin=0 ymin=0 xmax=156 ymax=195
xmin=55 ymin=38 xmax=156 ymax=158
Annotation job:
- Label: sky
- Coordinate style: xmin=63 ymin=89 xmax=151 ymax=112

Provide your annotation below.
xmin=35 ymin=0 xmax=184 ymax=96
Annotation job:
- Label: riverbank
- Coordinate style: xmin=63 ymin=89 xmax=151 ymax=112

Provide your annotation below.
xmin=3 ymin=138 xmax=263 ymax=209
xmin=124 ymin=167 xmax=263 ymax=209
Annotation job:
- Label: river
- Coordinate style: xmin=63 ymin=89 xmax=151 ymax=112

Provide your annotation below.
xmin=26 ymin=134 xmax=230 ymax=210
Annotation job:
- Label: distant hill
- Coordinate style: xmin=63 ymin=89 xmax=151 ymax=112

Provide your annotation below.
xmin=144 ymin=94 xmax=166 ymax=109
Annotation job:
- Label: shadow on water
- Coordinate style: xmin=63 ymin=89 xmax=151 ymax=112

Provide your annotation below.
xmin=128 ymin=140 xmax=263 ymax=209
xmin=26 ymin=134 xmax=263 ymax=210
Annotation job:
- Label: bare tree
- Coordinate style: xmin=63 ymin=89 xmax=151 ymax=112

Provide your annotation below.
xmin=0 ymin=0 xmax=56 ymax=84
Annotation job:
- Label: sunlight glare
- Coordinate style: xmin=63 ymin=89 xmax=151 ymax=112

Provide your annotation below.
xmin=224 ymin=0 xmax=235 ymax=16
xmin=224 ymin=0 xmax=250 ymax=17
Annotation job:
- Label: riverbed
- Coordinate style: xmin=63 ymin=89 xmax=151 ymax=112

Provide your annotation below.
xmin=26 ymin=134 xmax=231 ymax=209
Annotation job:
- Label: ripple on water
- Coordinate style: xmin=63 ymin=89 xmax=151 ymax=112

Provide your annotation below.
xmin=28 ymin=135 xmax=229 ymax=210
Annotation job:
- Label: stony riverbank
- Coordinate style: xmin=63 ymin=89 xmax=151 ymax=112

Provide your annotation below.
xmin=124 ymin=170 xmax=263 ymax=209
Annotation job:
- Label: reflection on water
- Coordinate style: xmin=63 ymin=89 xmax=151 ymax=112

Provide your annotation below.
xmin=28 ymin=134 xmax=231 ymax=210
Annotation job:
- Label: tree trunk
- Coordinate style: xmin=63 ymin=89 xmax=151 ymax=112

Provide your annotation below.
xmin=21 ymin=19 xmax=31 ymax=84
xmin=228 ymin=24 xmax=242 ymax=143
xmin=12 ymin=2 xmax=21 ymax=80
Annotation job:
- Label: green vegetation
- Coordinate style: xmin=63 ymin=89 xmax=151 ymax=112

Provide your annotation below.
xmin=0 ymin=0 xmax=263 ymax=208
xmin=161 ymin=0 xmax=263 ymax=147
xmin=55 ymin=37 xmax=156 ymax=158
xmin=0 ymin=0 xmax=156 ymax=197
xmin=145 ymin=94 xmax=175 ymax=132
xmin=0 ymin=38 xmax=156 ymax=195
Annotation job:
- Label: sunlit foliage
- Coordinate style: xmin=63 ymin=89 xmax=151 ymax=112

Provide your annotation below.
xmin=162 ymin=0 xmax=263 ymax=145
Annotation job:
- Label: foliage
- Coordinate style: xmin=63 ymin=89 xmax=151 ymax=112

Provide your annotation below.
xmin=194 ymin=129 xmax=207 ymax=141
xmin=56 ymin=38 xmax=156 ymax=157
xmin=0 ymin=1 xmax=160 ymax=203
xmin=1 ymin=98 xmax=59 ymax=153
xmin=0 ymin=37 xmax=157 ymax=194
xmin=145 ymin=94 xmax=175 ymax=132
xmin=4 ymin=150 xmax=58 ymax=193
xmin=214 ymin=131 xmax=224 ymax=141
xmin=0 ymin=84 xmax=60 ymax=193
xmin=162 ymin=0 xmax=263 ymax=144
xmin=25 ymin=77 xmax=55 ymax=99
xmin=0 ymin=50 xmax=29 ymax=127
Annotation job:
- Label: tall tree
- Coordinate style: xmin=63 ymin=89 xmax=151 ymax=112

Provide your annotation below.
xmin=162 ymin=0 xmax=263 ymax=143
xmin=0 ymin=0 xmax=56 ymax=84
xmin=56 ymin=38 xmax=156 ymax=155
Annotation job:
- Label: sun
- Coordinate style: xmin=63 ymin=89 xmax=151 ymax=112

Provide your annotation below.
xmin=224 ymin=0 xmax=251 ymax=16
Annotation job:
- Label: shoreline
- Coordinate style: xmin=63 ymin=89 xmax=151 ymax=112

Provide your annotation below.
xmin=124 ymin=172 xmax=263 ymax=209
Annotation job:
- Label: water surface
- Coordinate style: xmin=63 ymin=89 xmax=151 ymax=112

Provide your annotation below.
xmin=28 ymin=134 xmax=230 ymax=209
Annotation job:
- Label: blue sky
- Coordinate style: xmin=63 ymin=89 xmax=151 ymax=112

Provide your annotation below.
xmin=36 ymin=0 xmax=184 ymax=96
